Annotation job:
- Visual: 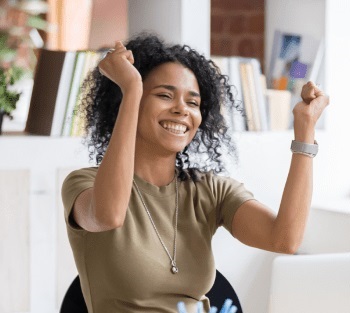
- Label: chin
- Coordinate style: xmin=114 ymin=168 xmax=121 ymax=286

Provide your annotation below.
xmin=159 ymin=144 xmax=187 ymax=156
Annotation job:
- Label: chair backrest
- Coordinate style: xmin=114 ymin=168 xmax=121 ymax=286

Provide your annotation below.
xmin=59 ymin=276 xmax=88 ymax=313
xmin=60 ymin=270 xmax=242 ymax=313
xmin=206 ymin=270 xmax=243 ymax=312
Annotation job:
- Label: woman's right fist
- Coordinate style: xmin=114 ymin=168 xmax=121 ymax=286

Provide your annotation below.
xmin=98 ymin=41 xmax=142 ymax=94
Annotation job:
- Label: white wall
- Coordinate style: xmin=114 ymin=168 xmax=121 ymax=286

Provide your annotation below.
xmin=128 ymin=0 xmax=210 ymax=56
xmin=323 ymin=0 xmax=350 ymax=197
xmin=128 ymin=0 xmax=182 ymax=44
xmin=181 ymin=0 xmax=210 ymax=57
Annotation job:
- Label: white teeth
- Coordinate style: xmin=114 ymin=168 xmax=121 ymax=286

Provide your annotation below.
xmin=167 ymin=128 xmax=183 ymax=134
xmin=160 ymin=121 xmax=187 ymax=133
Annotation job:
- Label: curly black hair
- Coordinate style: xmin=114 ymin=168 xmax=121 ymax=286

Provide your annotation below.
xmin=77 ymin=32 xmax=245 ymax=182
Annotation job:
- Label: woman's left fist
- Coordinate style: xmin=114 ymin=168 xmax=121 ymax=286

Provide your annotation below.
xmin=293 ymin=81 xmax=330 ymax=127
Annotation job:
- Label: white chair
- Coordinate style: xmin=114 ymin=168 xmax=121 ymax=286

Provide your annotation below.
xmin=268 ymin=253 xmax=350 ymax=313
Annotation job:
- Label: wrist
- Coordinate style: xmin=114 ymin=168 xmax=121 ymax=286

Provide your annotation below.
xmin=122 ymin=82 xmax=143 ymax=97
xmin=294 ymin=128 xmax=315 ymax=144
xmin=121 ymin=87 xmax=143 ymax=106
xmin=294 ymin=135 xmax=315 ymax=144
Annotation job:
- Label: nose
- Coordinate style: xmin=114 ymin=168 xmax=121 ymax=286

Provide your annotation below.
xmin=170 ymin=98 xmax=189 ymax=116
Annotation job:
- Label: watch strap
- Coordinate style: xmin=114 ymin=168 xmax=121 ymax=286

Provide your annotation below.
xmin=290 ymin=140 xmax=318 ymax=157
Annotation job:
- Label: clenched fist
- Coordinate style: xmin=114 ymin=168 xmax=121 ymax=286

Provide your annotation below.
xmin=98 ymin=41 xmax=142 ymax=95
xmin=292 ymin=81 xmax=330 ymax=142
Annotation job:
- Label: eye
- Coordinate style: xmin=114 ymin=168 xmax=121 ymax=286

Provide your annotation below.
xmin=158 ymin=94 xmax=172 ymax=99
xmin=187 ymin=101 xmax=199 ymax=107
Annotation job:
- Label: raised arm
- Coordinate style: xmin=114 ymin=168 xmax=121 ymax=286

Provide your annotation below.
xmin=73 ymin=41 xmax=143 ymax=232
xmin=231 ymin=82 xmax=329 ymax=254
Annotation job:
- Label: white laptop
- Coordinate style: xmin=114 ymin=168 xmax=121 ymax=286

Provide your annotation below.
xmin=268 ymin=253 xmax=350 ymax=313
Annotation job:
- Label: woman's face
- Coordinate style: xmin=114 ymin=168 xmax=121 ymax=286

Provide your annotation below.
xmin=136 ymin=62 xmax=202 ymax=155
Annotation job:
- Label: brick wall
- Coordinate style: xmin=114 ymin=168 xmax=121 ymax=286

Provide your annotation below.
xmin=211 ymin=0 xmax=265 ymax=72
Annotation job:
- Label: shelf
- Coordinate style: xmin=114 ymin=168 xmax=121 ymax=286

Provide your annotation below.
xmin=0 ymin=131 xmax=84 ymax=139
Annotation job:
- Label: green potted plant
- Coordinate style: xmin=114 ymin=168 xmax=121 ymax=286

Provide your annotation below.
xmin=0 ymin=65 xmax=25 ymax=134
xmin=0 ymin=28 xmax=28 ymax=134
xmin=0 ymin=0 xmax=49 ymax=134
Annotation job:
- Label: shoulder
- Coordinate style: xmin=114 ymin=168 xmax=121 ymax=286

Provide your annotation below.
xmin=61 ymin=167 xmax=99 ymax=229
xmin=66 ymin=166 xmax=99 ymax=177
xmin=61 ymin=166 xmax=98 ymax=201
xmin=63 ymin=166 xmax=99 ymax=184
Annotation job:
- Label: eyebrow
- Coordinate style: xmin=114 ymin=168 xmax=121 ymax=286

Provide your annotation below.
xmin=153 ymin=84 xmax=201 ymax=98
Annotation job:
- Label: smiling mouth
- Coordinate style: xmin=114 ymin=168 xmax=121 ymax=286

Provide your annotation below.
xmin=159 ymin=121 xmax=189 ymax=134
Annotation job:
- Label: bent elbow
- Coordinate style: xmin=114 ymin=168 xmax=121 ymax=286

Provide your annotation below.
xmin=91 ymin=215 xmax=125 ymax=232
xmin=111 ymin=215 xmax=125 ymax=229
xmin=274 ymin=241 xmax=299 ymax=255
xmin=91 ymin=205 xmax=126 ymax=231
xmin=101 ymin=212 xmax=126 ymax=230
xmin=282 ymin=246 xmax=298 ymax=255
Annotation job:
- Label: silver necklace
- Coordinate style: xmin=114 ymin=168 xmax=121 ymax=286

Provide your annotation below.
xmin=133 ymin=174 xmax=179 ymax=274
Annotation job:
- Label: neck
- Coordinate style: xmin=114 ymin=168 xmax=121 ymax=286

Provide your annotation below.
xmin=134 ymin=145 xmax=178 ymax=187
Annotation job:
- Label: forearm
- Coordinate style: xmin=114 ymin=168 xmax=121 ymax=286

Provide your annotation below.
xmin=235 ymin=82 xmax=328 ymax=255
xmin=273 ymin=130 xmax=314 ymax=254
xmin=92 ymin=88 xmax=142 ymax=228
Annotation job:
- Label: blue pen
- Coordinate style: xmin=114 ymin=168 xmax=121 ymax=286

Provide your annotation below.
xmin=196 ymin=301 xmax=204 ymax=313
xmin=177 ymin=301 xmax=187 ymax=313
xmin=219 ymin=299 xmax=233 ymax=313
xmin=228 ymin=305 xmax=238 ymax=313
xmin=177 ymin=299 xmax=236 ymax=313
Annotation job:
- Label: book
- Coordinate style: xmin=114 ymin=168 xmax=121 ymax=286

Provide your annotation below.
xmin=265 ymin=89 xmax=291 ymax=130
xmin=51 ymin=51 xmax=77 ymax=136
xmin=61 ymin=51 xmax=86 ymax=136
xmin=211 ymin=56 xmax=268 ymax=132
xmin=251 ymin=58 xmax=268 ymax=131
xmin=25 ymin=49 xmax=67 ymax=136
xmin=240 ymin=62 xmax=258 ymax=131
xmin=228 ymin=57 xmax=247 ymax=132
xmin=25 ymin=49 xmax=102 ymax=136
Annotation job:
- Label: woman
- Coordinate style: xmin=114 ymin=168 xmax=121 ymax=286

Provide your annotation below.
xmin=61 ymin=33 xmax=329 ymax=313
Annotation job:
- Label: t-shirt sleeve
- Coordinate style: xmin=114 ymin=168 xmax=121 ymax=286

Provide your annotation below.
xmin=210 ymin=173 xmax=255 ymax=234
xmin=61 ymin=167 xmax=98 ymax=231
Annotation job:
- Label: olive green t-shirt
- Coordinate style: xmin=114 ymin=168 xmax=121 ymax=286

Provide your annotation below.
xmin=61 ymin=167 xmax=255 ymax=313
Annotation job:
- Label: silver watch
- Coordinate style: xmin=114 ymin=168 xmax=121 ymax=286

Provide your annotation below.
xmin=290 ymin=140 xmax=318 ymax=158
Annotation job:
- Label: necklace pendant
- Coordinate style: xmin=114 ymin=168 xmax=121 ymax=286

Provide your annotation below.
xmin=171 ymin=265 xmax=178 ymax=274
xmin=171 ymin=261 xmax=178 ymax=274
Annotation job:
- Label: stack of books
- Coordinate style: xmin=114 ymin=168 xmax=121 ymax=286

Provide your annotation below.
xmin=25 ymin=49 xmax=104 ymax=136
xmin=211 ymin=56 xmax=269 ymax=132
